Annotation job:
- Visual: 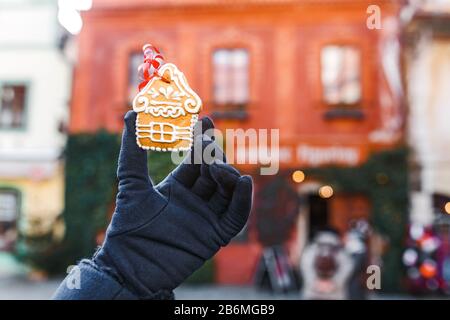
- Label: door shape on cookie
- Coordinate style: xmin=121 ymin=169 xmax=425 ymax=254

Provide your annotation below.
xmin=132 ymin=63 xmax=202 ymax=151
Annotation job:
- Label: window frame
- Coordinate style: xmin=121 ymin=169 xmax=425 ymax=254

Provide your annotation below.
xmin=319 ymin=43 xmax=363 ymax=109
xmin=126 ymin=47 xmax=170 ymax=105
xmin=0 ymin=80 xmax=30 ymax=131
xmin=0 ymin=187 xmax=21 ymax=222
xmin=127 ymin=51 xmax=145 ymax=105
xmin=210 ymin=46 xmax=251 ymax=120
xmin=0 ymin=187 xmax=21 ymax=251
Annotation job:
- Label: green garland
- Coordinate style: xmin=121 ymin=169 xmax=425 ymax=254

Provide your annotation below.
xmin=62 ymin=131 xmax=121 ymax=266
xmin=305 ymin=147 xmax=409 ymax=292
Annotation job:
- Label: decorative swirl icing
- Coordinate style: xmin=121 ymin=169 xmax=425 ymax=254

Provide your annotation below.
xmin=146 ymin=106 xmax=186 ymax=118
xmin=133 ymin=63 xmax=202 ymax=115
xmin=133 ymin=94 xmax=150 ymax=113
xmin=184 ymin=98 xmax=199 ymax=114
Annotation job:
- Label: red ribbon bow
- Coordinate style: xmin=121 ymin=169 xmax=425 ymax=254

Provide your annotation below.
xmin=138 ymin=44 xmax=165 ymax=91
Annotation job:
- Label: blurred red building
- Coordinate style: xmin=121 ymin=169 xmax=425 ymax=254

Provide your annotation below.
xmin=70 ymin=0 xmax=405 ymax=286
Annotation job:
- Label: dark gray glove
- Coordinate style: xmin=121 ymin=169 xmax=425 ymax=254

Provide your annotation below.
xmin=93 ymin=111 xmax=253 ymax=298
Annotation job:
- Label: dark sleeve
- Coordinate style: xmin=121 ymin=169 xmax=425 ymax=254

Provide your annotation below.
xmin=51 ymin=259 xmax=174 ymax=300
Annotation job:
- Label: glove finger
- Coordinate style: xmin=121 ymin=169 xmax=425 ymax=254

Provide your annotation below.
xmin=190 ymin=134 xmax=226 ymax=165
xmin=171 ymin=129 xmax=224 ymax=188
xmin=187 ymin=136 xmax=226 ymax=198
xmin=117 ymin=111 xmax=152 ymax=192
xmin=208 ymin=192 xmax=230 ymax=215
xmin=189 ymin=118 xmax=222 ymax=166
xmin=170 ymin=140 xmax=206 ymax=189
xmin=208 ymin=163 xmax=240 ymax=214
xmin=220 ymin=175 xmax=253 ymax=237
xmin=209 ymin=162 xmax=240 ymax=199
xmin=191 ymin=163 xmax=217 ymax=200
xmin=170 ymin=117 xmax=215 ymax=187
xmin=194 ymin=116 xmax=215 ymax=138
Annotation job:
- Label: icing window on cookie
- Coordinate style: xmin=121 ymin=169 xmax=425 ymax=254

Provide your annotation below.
xmin=0 ymin=84 xmax=27 ymax=129
xmin=137 ymin=122 xmax=193 ymax=144
xmin=321 ymin=45 xmax=361 ymax=106
xmin=212 ymin=48 xmax=249 ymax=109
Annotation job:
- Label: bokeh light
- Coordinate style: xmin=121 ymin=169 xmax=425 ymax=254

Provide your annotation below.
xmin=292 ymin=170 xmax=305 ymax=183
xmin=319 ymin=185 xmax=334 ymax=199
xmin=445 ymin=201 xmax=450 ymax=214
xmin=57 ymin=0 xmax=92 ymax=35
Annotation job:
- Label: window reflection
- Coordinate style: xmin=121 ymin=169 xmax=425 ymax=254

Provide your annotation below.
xmin=0 ymin=84 xmax=27 ymax=129
xmin=321 ymin=46 xmax=361 ymax=106
xmin=213 ymin=48 xmax=249 ymax=107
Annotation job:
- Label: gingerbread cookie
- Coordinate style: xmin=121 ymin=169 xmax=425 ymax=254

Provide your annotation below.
xmin=132 ymin=45 xmax=202 ymax=151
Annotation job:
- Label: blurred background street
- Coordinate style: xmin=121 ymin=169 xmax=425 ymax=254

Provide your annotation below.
xmin=1 ymin=0 xmax=450 ymax=300
xmin=0 ymin=276 xmax=303 ymax=300
xmin=0 ymin=275 xmax=444 ymax=300
xmin=0 ymin=273 xmax=433 ymax=300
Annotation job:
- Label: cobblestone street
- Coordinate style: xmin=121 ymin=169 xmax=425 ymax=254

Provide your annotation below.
xmin=0 ymin=253 xmax=298 ymax=300
xmin=0 ymin=276 xmax=436 ymax=300
xmin=0 ymin=277 xmax=61 ymax=300
xmin=0 ymin=275 xmax=301 ymax=300
xmin=0 ymin=253 xmax=443 ymax=300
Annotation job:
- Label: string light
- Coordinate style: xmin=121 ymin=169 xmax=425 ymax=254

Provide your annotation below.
xmin=319 ymin=185 xmax=334 ymax=198
xmin=445 ymin=202 xmax=450 ymax=214
xmin=292 ymin=170 xmax=305 ymax=183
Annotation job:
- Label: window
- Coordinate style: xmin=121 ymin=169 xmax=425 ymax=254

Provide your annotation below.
xmin=321 ymin=46 xmax=361 ymax=106
xmin=0 ymin=189 xmax=19 ymax=251
xmin=128 ymin=52 xmax=143 ymax=104
xmin=212 ymin=48 xmax=249 ymax=107
xmin=0 ymin=84 xmax=27 ymax=129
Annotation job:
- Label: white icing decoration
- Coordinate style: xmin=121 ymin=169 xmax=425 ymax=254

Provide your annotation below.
xmin=145 ymin=106 xmax=186 ymax=118
xmin=135 ymin=114 xmax=199 ymax=152
xmin=136 ymin=121 xmax=193 ymax=143
xmin=133 ymin=95 xmax=150 ymax=113
xmin=133 ymin=63 xmax=201 ymax=152
xmin=132 ymin=63 xmax=202 ymax=114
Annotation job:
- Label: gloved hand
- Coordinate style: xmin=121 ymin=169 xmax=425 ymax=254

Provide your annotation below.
xmin=93 ymin=111 xmax=253 ymax=299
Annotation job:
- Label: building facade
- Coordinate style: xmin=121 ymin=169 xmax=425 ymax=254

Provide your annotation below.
xmin=71 ymin=0 xmax=406 ymax=289
xmin=406 ymin=3 xmax=450 ymax=225
xmin=0 ymin=0 xmax=70 ymax=252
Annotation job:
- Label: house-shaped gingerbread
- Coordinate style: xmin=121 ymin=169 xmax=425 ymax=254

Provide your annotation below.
xmin=132 ymin=63 xmax=202 ymax=151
